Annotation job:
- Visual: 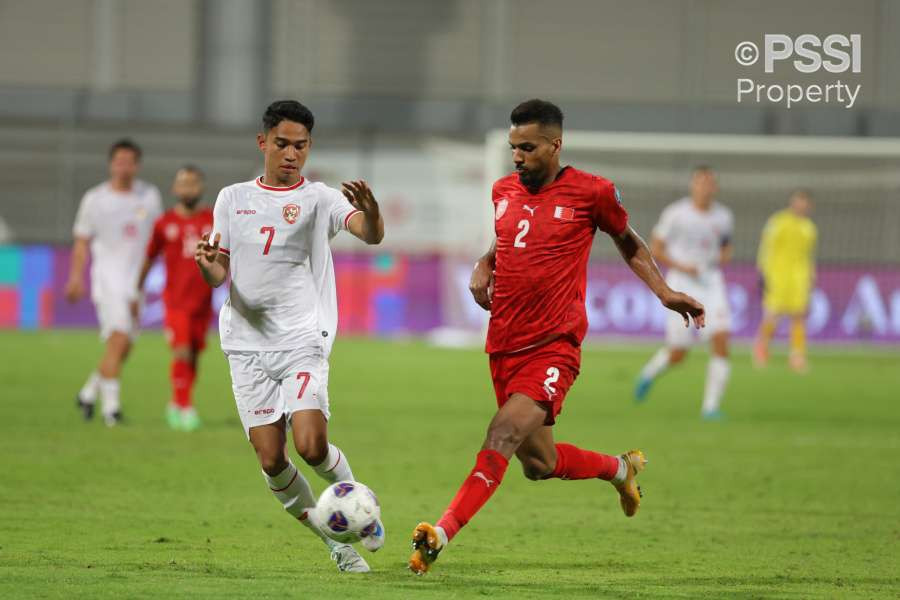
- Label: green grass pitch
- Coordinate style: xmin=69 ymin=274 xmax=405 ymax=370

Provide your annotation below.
xmin=0 ymin=331 xmax=898 ymax=598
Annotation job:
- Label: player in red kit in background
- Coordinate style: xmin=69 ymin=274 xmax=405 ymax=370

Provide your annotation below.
xmin=409 ymin=99 xmax=706 ymax=574
xmin=136 ymin=166 xmax=214 ymax=431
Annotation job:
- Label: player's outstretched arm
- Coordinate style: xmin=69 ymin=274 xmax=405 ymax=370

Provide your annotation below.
xmin=613 ymin=226 xmax=705 ymax=329
xmin=342 ymin=180 xmax=384 ymax=244
xmin=195 ymin=232 xmax=229 ymax=288
xmin=650 ymin=236 xmax=698 ymax=277
xmin=64 ymin=237 xmax=90 ymax=303
xmin=135 ymin=257 xmax=153 ymax=297
xmin=469 ymin=238 xmax=497 ymax=311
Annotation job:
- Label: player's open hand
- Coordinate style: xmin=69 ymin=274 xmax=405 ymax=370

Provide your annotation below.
xmin=469 ymin=259 xmax=494 ymax=311
xmin=341 ymin=180 xmax=379 ymax=216
xmin=195 ymin=232 xmax=221 ymax=268
xmin=661 ymin=289 xmax=705 ymax=329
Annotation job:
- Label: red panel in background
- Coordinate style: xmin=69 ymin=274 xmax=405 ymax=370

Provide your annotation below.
xmin=0 ymin=287 xmax=19 ymax=327
xmin=39 ymin=288 xmax=54 ymax=328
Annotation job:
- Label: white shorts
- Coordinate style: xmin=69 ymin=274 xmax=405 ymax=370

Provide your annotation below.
xmin=94 ymin=297 xmax=138 ymax=341
xmin=665 ymin=270 xmax=732 ymax=348
xmin=224 ymin=346 xmax=331 ymax=438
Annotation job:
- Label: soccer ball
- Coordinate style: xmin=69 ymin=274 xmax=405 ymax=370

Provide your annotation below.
xmin=313 ymin=481 xmax=381 ymax=544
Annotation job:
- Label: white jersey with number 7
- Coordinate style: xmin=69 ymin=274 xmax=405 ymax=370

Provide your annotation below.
xmin=210 ymin=176 xmax=360 ymax=354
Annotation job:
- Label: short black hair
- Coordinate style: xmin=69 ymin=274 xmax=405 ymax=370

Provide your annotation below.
xmin=262 ymin=100 xmax=314 ymax=133
xmin=109 ymin=138 xmax=142 ymax=161
xmin=692 ymin=164 xmax=715 ymax=174
xmin=510 ymin=99 xmax=564 ymax=130
xmin=177 ymin=164 xmax=205 ymax=179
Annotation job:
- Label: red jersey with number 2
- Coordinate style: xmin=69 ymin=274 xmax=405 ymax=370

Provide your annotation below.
xmin=146 ymin=207 xmax=214 ymax=315
xmin=486 ymin=167 xmax=628 ymax=354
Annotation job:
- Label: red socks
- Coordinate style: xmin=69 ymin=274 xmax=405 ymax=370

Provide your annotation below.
xmin=437 ymin=449 xmax=509 ymax=542
xmin=435 ymin=445 xmax=618 ymax=542
xmin=546 ymin=443 xmax=620 ymax=481
xmin=171 ymin=359 xmax=196 ymax=409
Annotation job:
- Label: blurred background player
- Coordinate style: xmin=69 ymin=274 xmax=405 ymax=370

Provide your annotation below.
xmin=136 ymin=165 xmax=214 ymax=431
xmin=195 ymin=100 xmax=386 ymax=572
xmin=753 ymin=190 xmax=818 ymax=373
xmin=66 ymin=139 xmax=162 ymax=426
xmin=408 ymin=99 xmax=705 ymax=575
xmin=634 ymin=166 xmax=734 ymax=420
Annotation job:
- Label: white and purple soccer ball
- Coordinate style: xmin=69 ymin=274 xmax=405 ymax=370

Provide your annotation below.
xmin=313 ymin=481 xmax=381 ymax=544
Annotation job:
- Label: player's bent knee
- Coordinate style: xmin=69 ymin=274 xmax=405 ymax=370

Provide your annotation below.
xmin=519 ymin=456 xmax=553 ymax=481
xmin=256 ymin=450 xmax=287 ymax=476
xmin=669 ymin=348 xmax=688 ymax=364
xmin=295 ymin=437 xmax=329 ymax=467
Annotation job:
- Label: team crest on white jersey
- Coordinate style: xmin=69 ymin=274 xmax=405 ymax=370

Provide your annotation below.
xmin=282 ymin=203 xmax=300 ymax=224
xmin=496 ymin=198 xmax=508 ymax=220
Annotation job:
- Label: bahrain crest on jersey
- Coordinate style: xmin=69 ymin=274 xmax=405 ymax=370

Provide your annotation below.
xmin=164 ymin=222 xmax=180 ymax=241
xmin=282 ymin=203 xmax=300 ymax=224
xmin=495 ymin=198 xmax=508 ymax=220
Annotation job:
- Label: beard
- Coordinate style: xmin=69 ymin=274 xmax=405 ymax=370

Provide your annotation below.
xmin=180 ymin=196 xmax=201 ymax=209
xmin=516 ymin=167 xmax=545 ymax=193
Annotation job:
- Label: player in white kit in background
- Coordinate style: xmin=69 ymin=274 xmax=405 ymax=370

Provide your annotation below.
xmin=635 ymin=166 xmax=734 ymax=420
xmin=66 ymin=139 xmax=162 ymax=426
xmin=195 ymin=101 xmax=386 ymax=572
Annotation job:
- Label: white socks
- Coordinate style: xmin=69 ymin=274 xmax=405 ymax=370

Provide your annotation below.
xmin=264 ymin=461 xmax=338 ymax=549
xmin=640 ymin=348 xmax=670 ymax=381
xmin=610 ymin=456 xmax=628 ymax=486
xmin=313 ymin=444 xmax=354 ymax=483
xmin=99 ymin=377 xmax=120 ymax=417
xmin=79 ymin=371 xmax=100 ymax=404
xmin=702 ymin=356 xmax=731 ymax=414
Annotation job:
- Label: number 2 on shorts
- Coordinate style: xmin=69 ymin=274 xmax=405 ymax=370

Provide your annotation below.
xmin=543 ymin=367 xmax=560 ymax=395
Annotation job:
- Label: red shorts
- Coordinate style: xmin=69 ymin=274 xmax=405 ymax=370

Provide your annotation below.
xmin=164 ymin=309 xmax=211 ymax=351
xmin=489 ymin=337 xmax=581 ymax=425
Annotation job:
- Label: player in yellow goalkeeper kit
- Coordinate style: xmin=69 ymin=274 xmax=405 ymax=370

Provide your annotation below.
xmin=753 ymin=190 xmax=817 ymax=372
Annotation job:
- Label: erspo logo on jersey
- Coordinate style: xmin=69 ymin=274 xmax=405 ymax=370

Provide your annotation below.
xmin=236 ymin=209 xmax=256 ymax=215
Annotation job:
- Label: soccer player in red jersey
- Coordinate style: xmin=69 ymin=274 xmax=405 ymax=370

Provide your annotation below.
xmin=136 ymin=166 xmax=214 ymax=431
xmin=409 ymin=99 xmax=706 ymax=574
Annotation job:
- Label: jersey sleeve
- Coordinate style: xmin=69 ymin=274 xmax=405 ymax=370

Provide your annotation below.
xmin=756 ymin=213 xmax=777 ymax=271
xmin=211 ymin=188 xmax=231 ymax=255
xmin=652 ymin=204 xmax=677 ymax=242
xmin=593 ymin=179 xmax=628 ymax=236
xmin=72 ymin=191 xmax=95 ymax=239
xmin=322 ymin=188 xmax=361 ymax=238
xmin=719 ymin=207 xmax=734 ymax=247
xmin=145 ymin=217 xmax=165 ymax=259
xmin=148 ymin=185 xmax=164 ymax=222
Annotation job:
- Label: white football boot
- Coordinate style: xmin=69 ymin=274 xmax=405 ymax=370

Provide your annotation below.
xmin=330 ymin=544 xmax=370 ymax=572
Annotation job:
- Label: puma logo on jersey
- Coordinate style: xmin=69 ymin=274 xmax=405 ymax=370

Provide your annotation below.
xmin=523 ymin=205 xmax=537 ymax=216
xmin=473 ymin=472 xmax=494 ymax=487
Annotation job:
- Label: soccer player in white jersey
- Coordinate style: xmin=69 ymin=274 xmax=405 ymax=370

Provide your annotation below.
xmin=635 ymin=166 xmax=734 ymax=419
xmin=195 ymin=100 xmax=386 ymax=572
xmin=66 ymin=139 xmax=163 ymax=426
